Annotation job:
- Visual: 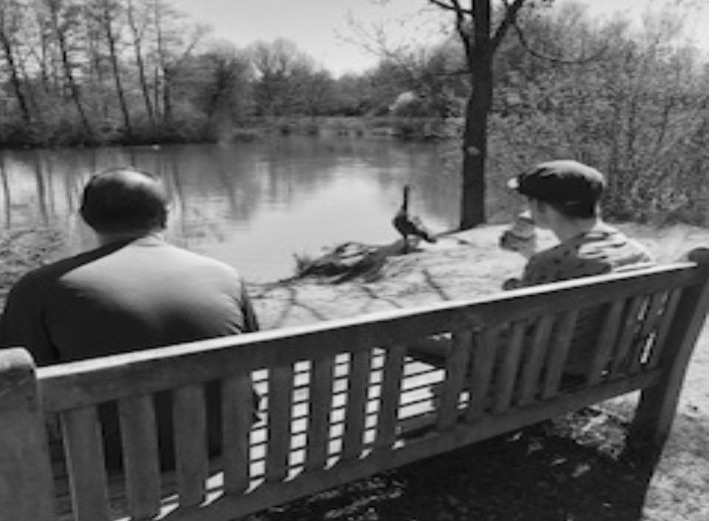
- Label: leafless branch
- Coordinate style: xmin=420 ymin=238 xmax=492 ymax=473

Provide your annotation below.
xmin=451 ymin=0 xmax=473 ymax=58
xmin=427 ymin=0 xmax=473 ymax=59
xmin=512 ymin=20 xmax=609 ymax=64
xmin=491 ymin=0 xmax=528 ymax=49
xmin=427 ymin=0 xmax=474 ymax=16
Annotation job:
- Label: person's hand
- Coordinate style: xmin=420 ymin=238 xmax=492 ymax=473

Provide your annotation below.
xmin=499 ymin=230 xmax=537 ymax=258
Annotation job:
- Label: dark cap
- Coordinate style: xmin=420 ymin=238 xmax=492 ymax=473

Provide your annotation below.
xmin=507 ymin=160 xmax=605 ymax=206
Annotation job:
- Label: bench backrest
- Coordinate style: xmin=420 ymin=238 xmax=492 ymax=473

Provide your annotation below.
xmin=0 ymin=251 xmax=707 ymax=521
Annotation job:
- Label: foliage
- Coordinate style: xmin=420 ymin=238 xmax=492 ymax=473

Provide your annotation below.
xmin=488 ymin=2 xmax=708 ymax=225
xmin=0 ymin=0 xmax=707 ymax=224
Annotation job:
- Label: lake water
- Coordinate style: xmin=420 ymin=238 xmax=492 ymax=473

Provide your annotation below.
xmin=0 ymin=136 xmax=469 ymax=282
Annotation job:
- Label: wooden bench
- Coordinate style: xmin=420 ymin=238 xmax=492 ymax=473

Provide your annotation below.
xmin=0 ymin=248 xmax=707 ymax=521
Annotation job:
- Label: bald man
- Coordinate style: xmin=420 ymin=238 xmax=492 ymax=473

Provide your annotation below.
xmin=0 ymin=167 xmax=260 ymax=467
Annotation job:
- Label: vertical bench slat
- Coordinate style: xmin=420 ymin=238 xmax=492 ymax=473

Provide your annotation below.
xmin=645 ymin=289 xmax=683 ymax=369
xmin=61 ymin=406 xmax=111 ymax=521
xmin=173 ymin=384 xmax=209 ymax=507
xmin=628 ymin=291 xmax=670 ymax=373
xmin=517 ymin=315 xmax=555 ymax=405
xmin=608 ymin=295 xmax=648 ymax=379
xmin=341 ymin=349 xmax=372 ymax=461
xmin=586 ymin=300 xmax=627 ymax=385
xmin=465 ymin=327 xmax=500 ymax=422
xmin=436 ymin=332 xmax=472 ymax=431
xmin=374 ymin=344 xmax=407 ymax=451
xmin=222 ymin=375 xmax=255 ymax=493
xmin=542 ymin=311 xmax=579 ymax=398
xmin=493 ymin=321 xmax=527 ymax=413
xmin=118 ymin=394 xmax=161 ymax=519
xmin=265 ymin=365 xmax=294 ymax=482
xmin=305 ymin=356 xmax=337 ymax=472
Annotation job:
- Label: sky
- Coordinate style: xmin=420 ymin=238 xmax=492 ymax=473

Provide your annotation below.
xmin=168 ymin=0 xmax=709 ymax=76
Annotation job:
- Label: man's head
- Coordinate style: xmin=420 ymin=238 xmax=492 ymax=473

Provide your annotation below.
xmin=508 ymin=160 xmax=605 ymax=219
xmin=80 ymin=168 xmax=169 ymax=235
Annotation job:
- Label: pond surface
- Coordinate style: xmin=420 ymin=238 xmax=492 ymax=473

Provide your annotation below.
xmin=1 ymin=136 xmax=470 ymax=281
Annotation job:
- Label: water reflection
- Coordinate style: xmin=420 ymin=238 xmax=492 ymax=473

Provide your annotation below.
xmin=0 ymin=136 xmax=461 ymax=281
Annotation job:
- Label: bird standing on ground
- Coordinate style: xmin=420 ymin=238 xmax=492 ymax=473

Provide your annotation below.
xmin=392 ymin=185 xmax=437 ymax=253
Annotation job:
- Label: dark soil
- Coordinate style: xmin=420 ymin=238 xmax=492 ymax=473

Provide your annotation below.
xmin=249 ymin=409 xmax=652 ymax=521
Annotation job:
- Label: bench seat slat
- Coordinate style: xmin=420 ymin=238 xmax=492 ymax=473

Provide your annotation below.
xmin=60 ymin=406 xmax=111 ymax=521
xmin=118 ymin=394 xmax=161 ymax=519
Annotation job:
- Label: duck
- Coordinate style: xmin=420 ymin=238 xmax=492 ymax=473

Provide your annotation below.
xmin=392 ymin=185 xmax=436 ymax=253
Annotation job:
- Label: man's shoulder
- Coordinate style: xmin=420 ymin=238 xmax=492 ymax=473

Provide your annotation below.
xmin=11 ymin=250 xmax=100 ymax=289
xmin=158 ymin=244 xmax=242 ymax=278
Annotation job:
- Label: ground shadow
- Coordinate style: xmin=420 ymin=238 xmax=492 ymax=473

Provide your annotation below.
xmin=249 ymin=409 xmax=656 ymax=521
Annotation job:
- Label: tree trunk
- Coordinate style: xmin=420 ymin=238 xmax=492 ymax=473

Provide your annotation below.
xmin=161 ymin=66 xmax=173 ymax=125
xmin=152 ymin=4 xmax=172 ymax=127
xmin=126 ymin=0 xmax=155 ymax=127
xmin=0 ymin=31 xmax=32 ymax=124
xmin=0 ymin=5 xmax=32 ymax=124
xmin=459 ymin=0 xmax=493 ymax=229
xmin=49 ymin=2 xmax=93 ymax=138
xmin=101 ymin=2 xmax=133 ymax=138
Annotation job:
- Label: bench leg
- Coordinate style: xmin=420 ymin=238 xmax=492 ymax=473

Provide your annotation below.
xmin=625 ymin=381 xmax=682 ymax=465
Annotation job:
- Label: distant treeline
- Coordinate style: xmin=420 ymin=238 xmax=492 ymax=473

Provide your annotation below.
xmin=0 ymin=1 xmax=707 ymax=224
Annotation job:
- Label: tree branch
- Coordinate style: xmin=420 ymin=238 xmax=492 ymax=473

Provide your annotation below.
xmin=491 ymin=0 xmax=528 ymax=50
xmin=452 ymin=0 xmax=473 ymax=59
xmin=512 ymin=20 xmax=609 ymax=64
xmin=427 ymin=0 xmax=473 ymax=60
xmin=427 ymin=0 xmax=474 ymax=15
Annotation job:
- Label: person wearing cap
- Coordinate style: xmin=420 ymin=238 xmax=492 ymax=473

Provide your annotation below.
xmin=499 ymin=159 xmax=654 ymax=380
xmin=0 ymin=167 xmax=260 ymax=467
xmin=406 ymin=160 xmax=654 ymax=385
xmin=500 ymin=159 xmax=653 ymax=289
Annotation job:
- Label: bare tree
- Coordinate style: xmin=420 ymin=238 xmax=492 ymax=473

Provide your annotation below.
xmin=89 ymin=0 xmax=133 ymax=137
xmin=147 ymin=0 xmax=206 ymax=128
xmin=44 ymin=0 xmax=93 ymax=137
xmin=427 ymin=0 xmax=533 ymax=228
xmin=125 ymin=0 xmax=154 ymax=127
xmin=248 ymin=38 xmax=316 ymax=117
xmin=0 ymin=0 xmax=32 ymax=123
